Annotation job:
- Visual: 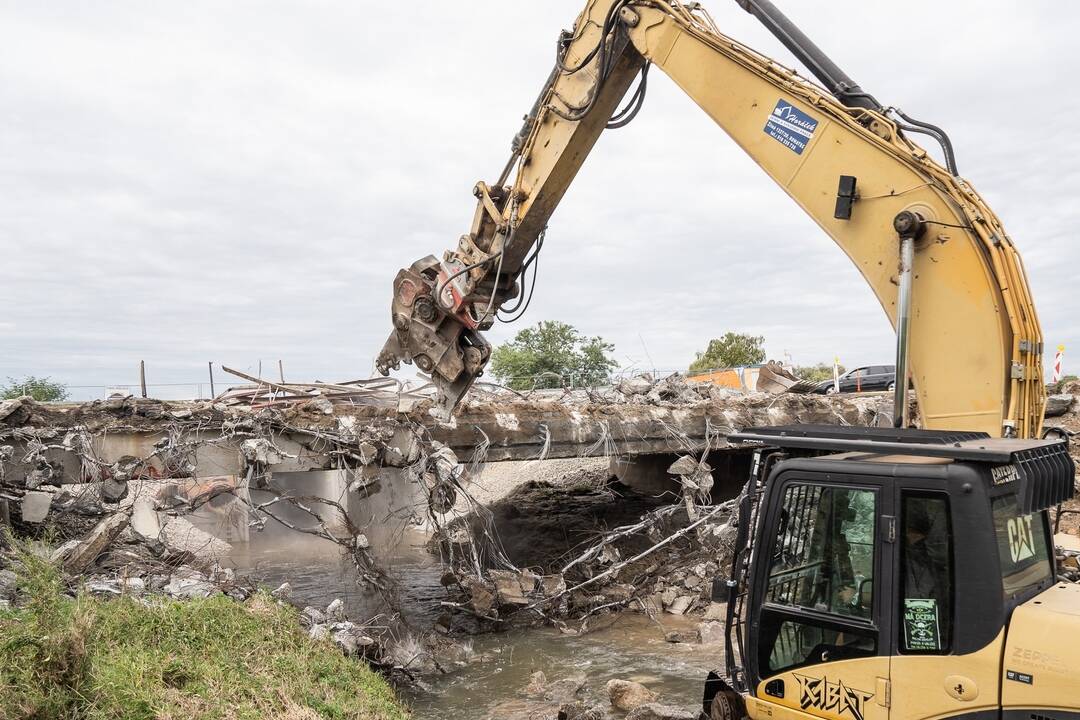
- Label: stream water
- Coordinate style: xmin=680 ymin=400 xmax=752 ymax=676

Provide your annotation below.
xmin=402 ymin=613 xmax=719 ymax=718
xmin=229 ymin=530 xmax=720 ymax=719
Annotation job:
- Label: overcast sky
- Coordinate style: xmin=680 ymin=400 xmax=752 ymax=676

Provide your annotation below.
xmin=1 ymin=1 xmax=1076 ymax=399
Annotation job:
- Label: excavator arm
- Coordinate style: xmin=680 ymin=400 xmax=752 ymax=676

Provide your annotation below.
xmin=377 ymin=0 xmax=1045 ymax=438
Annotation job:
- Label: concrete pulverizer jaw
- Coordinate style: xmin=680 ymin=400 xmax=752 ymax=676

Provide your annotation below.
xmin=376 ymin=256 xmax=491 ymax=420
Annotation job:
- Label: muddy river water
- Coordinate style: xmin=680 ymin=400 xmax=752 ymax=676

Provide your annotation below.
xmin=231 ymin=532 xmax=720 ymax=719
xmin=401 ymin=614 xmax=719 ymax=718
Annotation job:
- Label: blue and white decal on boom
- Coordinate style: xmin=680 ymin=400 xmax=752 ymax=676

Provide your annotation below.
xmin=764 ymin=100 xmax=819 ymax=155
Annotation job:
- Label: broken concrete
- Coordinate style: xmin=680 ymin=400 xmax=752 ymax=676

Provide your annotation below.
xmin=19 ymin=491 xmax=52 ymax=523
xmin=159 ymin=516 xmax=232 ymax=560
xmin=3 ymin=374 xmax=1064 ymax=716
xmin=0 ymin=384 xmax=897 ymax=495
xmin=162 ymin=577 xmax=211 ymax=598
xmin=1046 ymin=394 xmax=1075 ymax=417
xmin=130 ymin=499 xmax=161 ymax=541
xmin=0 ymin=568 xmax=16 ymax=602
xmin=440 ymin=386 xmax=898 ymax=461
xmin=64 ymin=511 xmax=131 ymax=573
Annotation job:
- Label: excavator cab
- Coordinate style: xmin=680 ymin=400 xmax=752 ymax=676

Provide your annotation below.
xmin=707 ymin=426 xmax=1078 ymax=720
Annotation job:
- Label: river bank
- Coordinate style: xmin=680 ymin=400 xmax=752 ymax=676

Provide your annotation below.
xmin=0 ymin=541 xmax=410 ymax=720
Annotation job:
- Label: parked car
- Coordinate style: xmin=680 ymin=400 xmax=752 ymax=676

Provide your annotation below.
xmin=813 ymin=365 xmax=896 ymax=394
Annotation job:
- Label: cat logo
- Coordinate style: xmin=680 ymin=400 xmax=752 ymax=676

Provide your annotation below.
xmin=794 ymin=674 xmax=875 ymax=720
xmin=1007 ymin=514 xmax=1035 ymax=563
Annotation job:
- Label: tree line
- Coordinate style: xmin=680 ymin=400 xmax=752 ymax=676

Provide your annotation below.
xmin=488 ymin=322 xmax=839 ymax=390
xmin=2 ymin=326 xmax=848 ymax=399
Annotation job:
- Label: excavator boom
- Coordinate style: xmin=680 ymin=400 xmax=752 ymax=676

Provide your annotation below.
xmin=377 ymin=0 xmax=1045 ymax=438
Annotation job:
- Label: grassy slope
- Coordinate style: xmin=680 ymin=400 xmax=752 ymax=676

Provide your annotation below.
xmin=0 ymin=550 xmax=409 ymax=720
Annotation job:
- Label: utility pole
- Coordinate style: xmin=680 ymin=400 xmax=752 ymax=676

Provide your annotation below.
xmin=208 ymin=362 xmax=216 ymax=399
xmin=139 ymin=360 xmax=147 ymax=398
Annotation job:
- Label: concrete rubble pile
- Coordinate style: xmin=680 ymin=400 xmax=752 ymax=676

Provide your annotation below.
xmin=435 ymin=374 xmax=1080 ymax=633
xmin=0 ymin=392 xmax=432 ymax=529
xmin=462 ymin=369 xmax=899 ymax=415
xmin=1056 ymin=544 xmax=1080 ymax=582
xmin=426 ymin=373 xmax=894 ymax=632
xmin=444 ymin=371 xmax=901 ymax=463
xmin=432 ymin=469 xmax=740 ymax=633
xmin=0 ymin=391 xmax=443 ymax=668
xmin=1043 ymin=379 xmax=1080 ymax=581
xmin=211 ymin=366 xmax=435 ymax=412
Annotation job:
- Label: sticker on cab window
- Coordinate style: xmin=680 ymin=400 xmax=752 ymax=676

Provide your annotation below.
xmin=903 ymin=598 xmax=941 ymax=651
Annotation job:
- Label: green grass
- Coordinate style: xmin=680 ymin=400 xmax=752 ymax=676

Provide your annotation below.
xmin=0 ymin=545 xmax=409 ymax=720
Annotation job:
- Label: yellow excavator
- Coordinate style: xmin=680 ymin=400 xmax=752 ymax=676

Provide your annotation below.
xmin=377 ymin=1 xmax=1078 ymax=718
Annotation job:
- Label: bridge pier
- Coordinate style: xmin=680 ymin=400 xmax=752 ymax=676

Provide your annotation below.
xmin=609 ymin=446 xmax=757 ymax=500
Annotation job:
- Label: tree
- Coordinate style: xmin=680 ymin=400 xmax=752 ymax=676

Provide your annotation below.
xmin=792 ymin=362 xmax=846 ymax=383
xmin=688 ymin=333 xmax=766 ymax=374
xmin=489 ymin=321 xmax=617 ymax=391
xmin=1 ymin=376 xmax=69 ymax=402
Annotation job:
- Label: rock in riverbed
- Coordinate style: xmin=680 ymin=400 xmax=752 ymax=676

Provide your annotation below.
xmin=697 ymin=620 xmax=725 ymax=644
xmin=626 ymin=702 xmax=698 ymax=720
xmin=607 ymin=679 xmax=658 ymax=712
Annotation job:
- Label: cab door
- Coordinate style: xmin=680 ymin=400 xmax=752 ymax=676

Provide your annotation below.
xmin=888 ymin=483 xmax=1012 ymax=720
xmin=747 ymin=476 xmax=894 ymax=720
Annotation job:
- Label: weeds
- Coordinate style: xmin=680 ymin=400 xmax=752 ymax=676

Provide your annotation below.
xmin=0 ymin=536 xmax=408 ymax=720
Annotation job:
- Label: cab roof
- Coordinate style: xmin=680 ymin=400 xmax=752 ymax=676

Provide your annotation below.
xmin=731 ymin=424 xmax=1054 ymax=462
xmin=731 ymin=425 xmax=1075 ymax=512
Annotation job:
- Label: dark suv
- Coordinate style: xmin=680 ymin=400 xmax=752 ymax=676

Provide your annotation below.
xmin=813 ymin=364 xmax=896 ymax=394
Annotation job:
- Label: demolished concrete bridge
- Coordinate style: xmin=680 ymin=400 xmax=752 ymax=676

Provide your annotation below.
xmin=0 ymin=379 xmax=900 ymax=553
xmin=0 ymin=382 xmax=896 ymax=527
xmin=0 ymin=385 xmax=898 ymax=482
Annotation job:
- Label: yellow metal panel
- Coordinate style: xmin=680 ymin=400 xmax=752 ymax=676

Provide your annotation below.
xmin=687 ymin=367 xmax=753 ymax=390
xmin=749 ymin=656 xmax=890 ymax=720
xmin=619 ymin=5 xmax=1043 ymax=436
xmin=1002 ymin=583 xmax=1080 ymax=712
xmin=890 ymin=632 xmax=1005 ymax=720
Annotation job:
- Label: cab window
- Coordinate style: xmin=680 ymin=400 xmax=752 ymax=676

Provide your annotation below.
xmin=899 ymin=493 xmax=952 ymax=653
xmin=767 ymin=618 xmax=876 ymax=674
xmin=992 ymin=493 xmax=1052 ymax=598
xmin=761 ymin=484 xmax=877 ymax=674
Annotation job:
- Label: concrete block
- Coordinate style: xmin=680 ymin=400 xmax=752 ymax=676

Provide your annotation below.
xmin=130 ymin=499 xmax=161 ymax=541
xmin=20 ymin=491 xmax=53 ymax=523
xmin=159 ymin=516 xmax=232 ymax=559
xmin=64 ymin=511 xmax=130 ymax=573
